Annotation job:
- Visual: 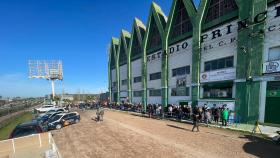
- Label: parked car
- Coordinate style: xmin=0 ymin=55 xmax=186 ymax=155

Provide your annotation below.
xmin=35 ymin=105 xmax=56 ymax=113
xmin=47 ymin=112 xmax=80 ymax=130
xmin=9 ymin=120 xmax=46 ymax=139
xmin=37 ymin=108 xmax=66 ymax=118
xmin=37 ymin=111 xmax=64 ymax=124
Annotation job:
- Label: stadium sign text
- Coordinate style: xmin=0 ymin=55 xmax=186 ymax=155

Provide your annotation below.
xmin=147 ymin=40 xmax=190 ymax=63
xmin=201 ymin=5 xmax=280 ymax=52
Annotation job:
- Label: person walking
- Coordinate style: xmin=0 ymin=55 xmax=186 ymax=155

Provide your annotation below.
xmin=192 ymin=107 xmax=200 ymax=132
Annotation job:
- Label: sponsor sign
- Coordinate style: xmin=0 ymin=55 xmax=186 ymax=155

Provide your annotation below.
xmin=263 ymin=60 xmax=280 ymax=73
xmin=200 ymin=68 xmax=236 ymax=83
xmin=198 ymin=101 xmax=235 ymax=111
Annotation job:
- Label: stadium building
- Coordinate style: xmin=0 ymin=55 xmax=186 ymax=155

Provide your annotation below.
xmin=108 ymin=0 xmax=280 ymax=124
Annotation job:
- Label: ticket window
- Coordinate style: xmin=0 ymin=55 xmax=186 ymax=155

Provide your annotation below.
xmin=202 ymin=82 xmax=233 ymax=99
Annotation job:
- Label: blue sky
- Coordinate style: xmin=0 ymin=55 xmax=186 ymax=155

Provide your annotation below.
xmin=0 ymin=0 xmax=199 ymax=97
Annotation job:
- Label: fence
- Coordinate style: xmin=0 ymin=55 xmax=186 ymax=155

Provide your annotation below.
xmin=0 ymin=132 xmax=62 ymax=158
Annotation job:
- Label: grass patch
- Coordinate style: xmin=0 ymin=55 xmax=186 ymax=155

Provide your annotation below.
xmin=0 ymin=112 xmax=33 ymax=140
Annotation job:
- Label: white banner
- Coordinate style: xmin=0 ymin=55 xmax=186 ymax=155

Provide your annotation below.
xmin=263 ymin=60 xmax=280 ymax=73
xmin=200 ymin=68 xmax=236 ymax=83
xmin=198 ymin=100 xmax=235 ymax=111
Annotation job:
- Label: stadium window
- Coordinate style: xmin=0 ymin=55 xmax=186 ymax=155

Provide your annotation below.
xmin=134 ymin=76 xmax=142 ymax=83
xmin=119 ymin=43 xmax=127 ymax=64
xmin=131 ymin=32 xmax=141 ymax=58
xmin=203 ymin=84 xmax=233 ymax=99
xmin=133 ymin=91 xmax=142 ymax=97
xmin=268 ymin=46 xmax=280 ymax=61
xmin=172 ymin=66 xmax=190 ymax=77
xmin=149 ymin=89 xmax=161 ymax=96
xmin=147 ymin=18 xmax=162 ymax=50
xmin=171 ymin=0 xmax=192 ymax=39
xmin=171 ymin=87 xmax=190 ymax=96
xmin=204 ymin=56 xmax=234 ymax=72
xmin=121 ymin=79 xmax=127 ymax=85
xmin=150 ymin=72 xmax=161 ymax=80
xmin=205 ymin=0 xmax=238 ymax=23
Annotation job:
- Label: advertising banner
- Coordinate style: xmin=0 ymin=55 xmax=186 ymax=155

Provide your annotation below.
xmin=263 ymin=60 xmax=280 ymax=73
xmin=200 ymin=68 xmax=236 ymax=83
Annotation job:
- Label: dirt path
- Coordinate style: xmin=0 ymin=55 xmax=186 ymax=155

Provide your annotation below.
xmin=52 ymin=110 xmax=280 ymax=158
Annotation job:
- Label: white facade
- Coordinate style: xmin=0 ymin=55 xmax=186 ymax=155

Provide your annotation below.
xmin=147 ymin=50 xmax=162 ymax=104
xmin=200 ymin=20 xmax=238 ymax=103
xmin=168 ymin=39 xmax=193 ymax=104
xmin=200 ymin=20 xmax=238 ymax=71
xmin=120 ymin=64 xmax=128 ymax=91
xmin=131 ymin=59 xmax=142 ymax=104
xmin=259 ymin=4 xmax=280 ymax=122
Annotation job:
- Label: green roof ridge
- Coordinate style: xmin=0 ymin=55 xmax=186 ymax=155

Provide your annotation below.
xmin=152 ymin=2 xmax=167 ymax=21
xmin=121 ymin=29 xmax=131 ymax=38
xmin=112 ymin=37 xmax=119 ymax=45
xmin=134 ymin=18 xmax=146 ymax=30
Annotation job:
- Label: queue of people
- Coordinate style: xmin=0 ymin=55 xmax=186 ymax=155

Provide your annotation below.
xmin=106 ymin=102 xmax=235 ymax=132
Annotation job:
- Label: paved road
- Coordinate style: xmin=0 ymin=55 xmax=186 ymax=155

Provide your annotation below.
xmin=52 ymin=110 xmax=280 ymax=158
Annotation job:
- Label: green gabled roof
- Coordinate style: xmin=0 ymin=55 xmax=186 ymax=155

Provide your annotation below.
xmin=152 ymin=2 xmax=167 ymax=21
xmin=111 ymin=37 xmax=119 ymax=62
xmin=109 ymin=37 xmax=119 ymax=70
xmin=165 ymin=0 xmax=197 ymax=43
xmin=142 ymin=2 xmax=168 ymax=53
xmin=135 ymin=18 xmax=146 ymax=30
xmin=112 ymin=37 xmax=119 ymax=45
xmin=121 ymin=29 xmax=131 ymax=38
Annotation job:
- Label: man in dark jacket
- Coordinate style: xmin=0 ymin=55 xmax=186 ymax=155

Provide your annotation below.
xmin=192 ymin=107 xmax=200 ymax=132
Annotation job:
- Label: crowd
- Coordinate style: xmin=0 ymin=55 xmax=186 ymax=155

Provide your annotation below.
xmin=107 ymin=102 xmax=236 ymax=131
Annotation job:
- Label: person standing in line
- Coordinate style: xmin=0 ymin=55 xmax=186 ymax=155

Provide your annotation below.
xmin=213 ymin=106 xmax=219 ymax=124
xmin=205 ymin=108 xmax=211 ymax=127
xmin=222 ymin=107 xmax=229 ymax=126
xmin=192 ymin=107 xmax=200 ymax=132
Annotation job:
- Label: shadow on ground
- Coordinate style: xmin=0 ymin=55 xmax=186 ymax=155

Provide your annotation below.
xmin=241 ymin=135 xmax=280 ymax=158
xmin=167 ymin=124 xmax=192 ymax=132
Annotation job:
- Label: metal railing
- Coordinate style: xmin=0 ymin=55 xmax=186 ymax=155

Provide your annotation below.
xmin=0 ymin=132 xmax=62 ymax=158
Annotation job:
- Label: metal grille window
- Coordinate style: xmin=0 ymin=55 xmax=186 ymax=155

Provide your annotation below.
xmin=110 ymin=47 xmax=115 ymax=68
xmin=112 ymin=82 xmax=117 ymax=87
xmin=134 ymin=76 xmax=142 ymax=83
xmin=133 ymin=91 xmax=142 ymax=97
xmin=131 ymin=33 xmax=142 ymax=58
xmin=172 ymin=66 xmax=190 ymax=77
xmin=204 ymin=56 xmax=234 ymax=72
xmin=149 ymin=72 xmax=161 ymax=80
xmin=147 ymin=18 xmax=162 ymax=50
xmin=171 ymin=0 xmax=192 ymax=39
xmin=171 ymin=87 xmax=190 ymax=96
xmin=149 ymin=89 xmax=161 ymax=96
xmin=119 ymin=43 xmax=127 ymax=64
xmin=121 ymin=79 xmax=127 ymax=85
xmin=205 ymin=0 xmax=238 ymax=23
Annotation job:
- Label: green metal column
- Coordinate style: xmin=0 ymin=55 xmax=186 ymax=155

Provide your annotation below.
xmin=142 ymin=48 xmax=147 ymax=112
xmin=127 ymin=48 xmax=132 ymax=103
xmin=116 ymin=53 xmax=120 ymax=104
xmin=191 ymin=0 xmax=207 ymax=106
xmin=235 ymin=0 xmax=267 ymax=123
xmin=108 ymin=60 xmax=112 ymax=102
xmin=161 ymin=47 xmax=168 ymax=109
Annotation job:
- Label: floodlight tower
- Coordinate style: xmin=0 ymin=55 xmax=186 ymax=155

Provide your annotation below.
xmin=28 ymin=60 xmax=63 ymax=100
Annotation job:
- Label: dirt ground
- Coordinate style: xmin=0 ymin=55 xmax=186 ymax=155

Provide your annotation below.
xmin=52 ymin=110 xmax=280 ymax=158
